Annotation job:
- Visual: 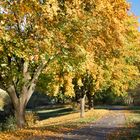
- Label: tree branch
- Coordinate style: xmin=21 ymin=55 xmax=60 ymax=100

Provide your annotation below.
xmin=23 ymin=61 xmax=29 ymax=80
xmin=7 ymin=85 xmax=19 ymax=109
xmin=28 ymin=59 xmax=50 ymax=88
xmin=12 ymin=80 xmax=19 ymax=98
xmin=25 ymin=59 xmax=51 ymax=104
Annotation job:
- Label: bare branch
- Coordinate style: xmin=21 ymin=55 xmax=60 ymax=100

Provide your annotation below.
xmin=25 ymin=83 xmax=35 ymax=105
xmin=28 ymin=59 xmax=50 ymax=87
xmin=24 ymin=59 xmax=51 ymax=104
xmin=23 ymin=61 xmax=29 ymax=79
xmin=7 ymin=85 xmax=19 ymax=108
xmin=12 ymin=80 xmax=19 ymax=98
xmin=13 ymin=12 xmax=21 ymax=34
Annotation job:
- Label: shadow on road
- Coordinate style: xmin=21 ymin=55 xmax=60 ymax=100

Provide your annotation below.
xmin=25 ymin=126 xmax=140 ymax=140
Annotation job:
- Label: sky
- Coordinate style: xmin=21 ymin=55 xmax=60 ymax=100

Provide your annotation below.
xmin=128 ymin=0 xmax=140 ymax=23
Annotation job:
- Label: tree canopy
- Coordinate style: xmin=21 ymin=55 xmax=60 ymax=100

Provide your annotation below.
xmin=0 ymin=0 xmax=140 ymax=127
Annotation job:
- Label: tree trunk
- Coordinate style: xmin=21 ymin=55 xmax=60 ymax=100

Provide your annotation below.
xmin=86 ymin=92 xmax=94 ymax=110
xmin=80 ymin=95 xmax=86 ymax=118
xmin=6 ymin=61 xmax=48 ymax=128
xmin=87 ymin=92 xmax=92 ymax=110
xmin=15 ymin=103 xmax=26 ymax=128
xmin=92 ymin=95 xmax=95 ymax=109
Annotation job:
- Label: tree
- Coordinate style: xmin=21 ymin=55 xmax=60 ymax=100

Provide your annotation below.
xmin=71 ymin=0 xmax=140 ymax=114
xmin=0 ymin=0 xmax=85 ymax=128
xmin=72 ymin=71 xmax=94 ymax=116
xmin=0 ymin=0 xmax=140 ymax=128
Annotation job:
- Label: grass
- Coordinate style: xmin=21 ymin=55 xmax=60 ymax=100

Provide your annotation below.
xmin=125 ymin=110 xmax=140 ymax=139
xmin=95 ymin=105 xmax=140 ymax=110
xmin=35 ymin=107 xmax=74 ymax=120
xmin=0 ymin=108 xmax=109 ymax=140
xmin=108 ymin=109 xmax=140 ymax=140
xmin=128 ymin=106 xmax=140 ymax=110
xmin=34 ymin=108 xmax=109 ymax=132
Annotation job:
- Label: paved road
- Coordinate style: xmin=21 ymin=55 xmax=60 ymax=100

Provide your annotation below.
xmin=61 ymin=111 xmax=126 ymax=140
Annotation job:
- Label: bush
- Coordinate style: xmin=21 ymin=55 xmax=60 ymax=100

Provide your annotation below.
xmin=25 ymin=111 xmax=38 ymax=127
xmin=3 ymin=115 xmax=17 ymax=131
xmin=0 ymin=123 xmax=3 ymax=131
xmin=71 ymin=102 xmax=80 ymax=111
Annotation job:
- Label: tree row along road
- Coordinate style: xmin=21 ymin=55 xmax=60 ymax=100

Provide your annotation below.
xmin=0 ymin=0 xmax=140 ymax=128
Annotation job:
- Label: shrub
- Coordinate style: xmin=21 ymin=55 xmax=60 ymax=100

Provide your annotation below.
xmin=25 ymin=111 xmax=39 ymax=127
xmin=71 ymin=102 xmax=80 ymax=111
xmin=3 ymin=115 xmax=17 ymax=131
xmin=0 ymin=123 xmax=3 ymax=131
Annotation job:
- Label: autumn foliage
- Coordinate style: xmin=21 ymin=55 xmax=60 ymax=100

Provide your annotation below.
xmin=0 ymin=0 xmax=140 ymax=128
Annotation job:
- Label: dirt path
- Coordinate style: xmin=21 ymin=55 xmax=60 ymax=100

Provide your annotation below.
xmin=61 ymin=110 xmax=126 ymax=140
xmin=28 ymin=109 xmax=126 ymax=140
